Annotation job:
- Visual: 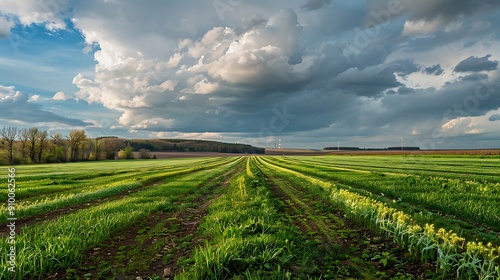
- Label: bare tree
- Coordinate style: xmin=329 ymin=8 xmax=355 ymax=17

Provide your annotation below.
xmin=92 ymin=138 xmax=103 ymax=160
xmin=50 ymin=132 xmax=62 ymax=154
xmin=19 ymin=129 xmax=29 ymax=159
xmin=0 ymin=126 xmax=18 ymax=163
xmin=80 ymin=139 xmax=89 ymax=161
xmin=139 ymin=149 xmax=151 ymax=159
xmin=67 ymin=129 xmax=87 ymax=161
xmin=28 ymin=127 xmax=39 ymax=162
xmin=37 ymin=130 xmax=49 ymax=162
xmin=103 ymin=138 xmax=124 ymax=159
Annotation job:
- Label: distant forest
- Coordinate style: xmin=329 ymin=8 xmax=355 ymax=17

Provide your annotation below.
xmin=129 ymin=138 xmax=265 ymax=154
xmin=0 ymin=126 xmax=264 ymax=164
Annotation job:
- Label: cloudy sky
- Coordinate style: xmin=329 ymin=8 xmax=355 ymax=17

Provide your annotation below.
xmin=1 ymin=0 xmax=500 ymax=149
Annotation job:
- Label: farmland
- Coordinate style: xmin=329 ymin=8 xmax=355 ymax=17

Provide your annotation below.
xmin=1 ymin=155 xmax=500 ymax=279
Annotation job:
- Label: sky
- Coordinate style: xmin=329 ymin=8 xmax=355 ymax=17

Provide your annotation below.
xmin=1 ymin=0 xmax=500 ymax=149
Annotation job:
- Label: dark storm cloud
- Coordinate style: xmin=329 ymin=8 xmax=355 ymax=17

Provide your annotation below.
xmin=387 ymin=59 xmax=421 ymax=76
xmin=460 ymin=73 xmax=489 ymax=81
xmin=301 ymin=0 xmax=332 ymax=11
xmin=3 ymin=1 xmax=500 ymax=148
xmin=423 ymin=64 xmax=444 ymax=76
xmin=489 ymin=114 xmax=500 ymax=121
xmin=300 ymin=4 xmax=366 ymax=40
xmin=368 ymin=0 xmax=500 ymax=22
xmin=397 ymin=86 xmax=415 ymax=95
xmin=330 ymin=59 xmax=420 ymax=97
xmin=406 ymin=0 xmax=500 ymax=21
xmin=454 ymin=54 xmax=499 ymax=72
xmin=379 ymin=75 xmax=500 ymax=125
xmin=333 ymin=66 xmax=402 ymax=97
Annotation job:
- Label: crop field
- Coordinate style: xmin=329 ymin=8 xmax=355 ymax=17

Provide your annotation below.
xmin=1 ymin=155 xmax=500 ymax=279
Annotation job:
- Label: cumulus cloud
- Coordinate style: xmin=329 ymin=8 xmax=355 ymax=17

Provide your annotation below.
xmin=28 ymin=94 xmax=39 ymax=102
xmin=440 ymin=117 xmax=483 ymax=136
xmin=0 ymin=85 xmax=15 ymax=97
xmin=2 ymin=1 xmax=500 ymax=148
xmin=0 ymin=16 xmax=13 ymax=38
xmin=67 ymin=2 xmax=500 ymax=148
xmin=0 ymin=85 xmax=89 ymax=126
xmin=74 ymin=9 xmax=317 ymax=131
xmin=454 ymin=54 xmax=499 ymax=72
xmin=0 ymin=0 xmax=72 ymax=30
xmin=52 ymin=91 xmax=72 ymax=101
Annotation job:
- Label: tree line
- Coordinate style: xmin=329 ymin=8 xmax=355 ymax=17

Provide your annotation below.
xmin=1 ymin=126 xmax=265 ymax=164
xmin=128 ymin=139 xmax=265 ymax=154
xmin=0 ymin=127 xmax=129 ymax=164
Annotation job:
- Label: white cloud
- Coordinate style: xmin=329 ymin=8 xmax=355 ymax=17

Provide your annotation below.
xmin=402 ymin=17 xmax=444 ymax=36
xmin=73 ymin=8 xmax=315 ymax=130
xmin=0 ymin=16 xmax=13 ymax=38
xmin=0 ymin=84 xmax=89 ymax=126
xmin=193 ymin=79 xmax=220 ymax=94
xmin=440 ymin=117 xmax=483 ymax=136
xmin=0 ymin=85 xmax=15 ymax=98
xmin=131 ymin=118 xmax=174 ymax=129
xmin=28 ymin=94 xmax=40 ymax=102
xmin=2 ymin=1 xmax=500 ymax=148
xmin=52 ymin=91 xmax=72 ymax=101
xmin=0 ymin=0 xmax=71 ymax=30
xmin=153 ymin=131 xmax=223 ymax=140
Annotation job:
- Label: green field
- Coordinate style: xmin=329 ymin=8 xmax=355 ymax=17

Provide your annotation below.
xmin=1 ymin=155 xmax=499 ymax=279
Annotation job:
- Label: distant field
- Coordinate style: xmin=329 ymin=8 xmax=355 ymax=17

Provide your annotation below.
xmin=266 ymin=148 xmax=500 ymax=156
xmin=133 ymin=151 xmax=246 ymax=158
xmin=1 ymin=155 xmax=499 ymax=279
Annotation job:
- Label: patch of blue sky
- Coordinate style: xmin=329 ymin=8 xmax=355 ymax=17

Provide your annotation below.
xmin=0 ymin=19 xmax=95 ymax=95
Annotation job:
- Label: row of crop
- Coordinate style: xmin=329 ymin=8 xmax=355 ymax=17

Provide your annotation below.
xmin=0 ymin=157 xmax=224 ymax=200
xmin=0 ymin=161 xmax=185 ymax=201
xmin=7 ymin=158 xmax=214 ymax=183
xmin=298 ymin=156 xmax=500 ymax=183
xmin=176 ymin=158 xmax=301 ymax=279
xmin=256 ymin=157 xmax=500 ymax=279
xmin=265 ymin=156 xmax=500 ymax=232
xmin=0 ymin=157 xmax=242 ymax=279
xmin=286 ymin=156 xmax=500 ymax=192
xmin=0 ymin=157 xmax=236 ymax=225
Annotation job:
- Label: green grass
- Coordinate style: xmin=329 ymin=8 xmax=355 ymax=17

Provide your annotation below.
xmin=256 ymin=156 xmax=500 ymax=279
xmin=0 ymin=157 xmax=242 ymax=279
xmin=2 ymin=155 xmax=499 ymax=279
xmin=176 ymin=158 xmax=302 ymax=279
xmin=263 ymin=156 xmax=500 ymax=234
xmin=0 ymin=157 xmax=231 ymax=224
